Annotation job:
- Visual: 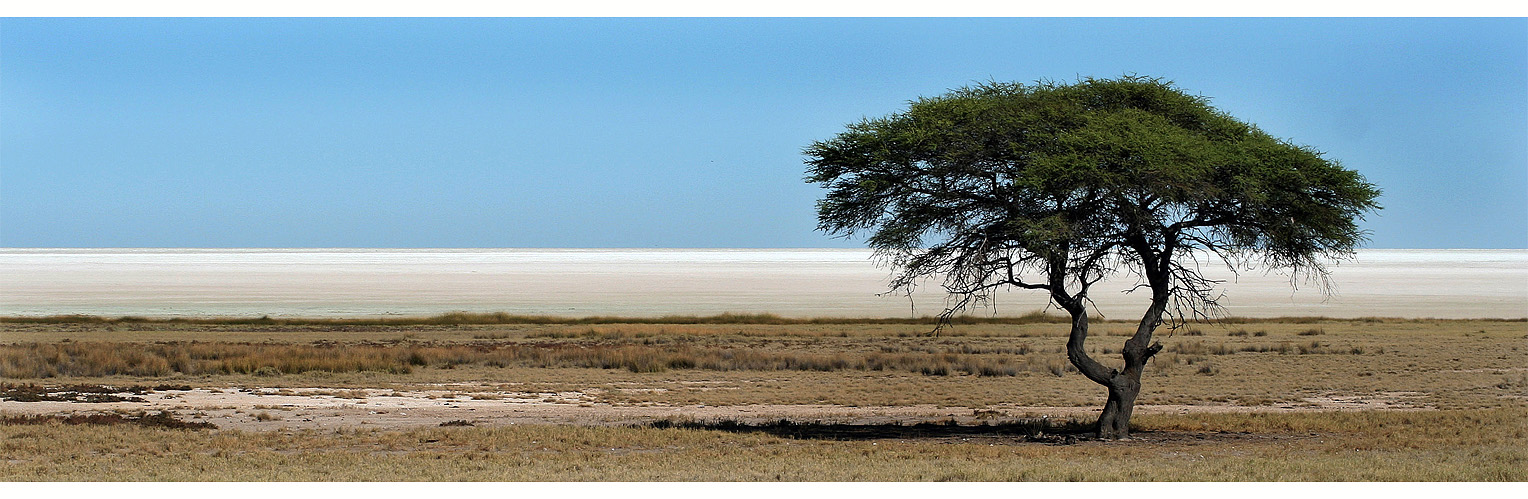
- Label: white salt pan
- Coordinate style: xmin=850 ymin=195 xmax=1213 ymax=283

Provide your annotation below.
xmin=1 ymin=248 xmax=1523 ymax=319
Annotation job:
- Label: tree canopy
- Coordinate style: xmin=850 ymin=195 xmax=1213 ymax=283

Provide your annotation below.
xmin=804 ymin=76 xmax=1381 ymax=438
xmin=807 ymin=76 xmax=1380 ymax=324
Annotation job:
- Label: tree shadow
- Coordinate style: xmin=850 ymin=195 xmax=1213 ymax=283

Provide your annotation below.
xmin=645 ymin=417 xmax=1096 ymax=444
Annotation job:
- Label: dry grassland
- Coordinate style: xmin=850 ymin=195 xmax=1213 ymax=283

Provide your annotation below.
xmin=2 ymin=409 xmax=1522 ymax=480
xmin=1 ymin=316 xmax=1525 ymax=480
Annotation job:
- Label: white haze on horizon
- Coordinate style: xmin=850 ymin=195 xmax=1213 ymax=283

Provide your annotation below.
xmin=1 ymin=248 xmax=1523 ymax=320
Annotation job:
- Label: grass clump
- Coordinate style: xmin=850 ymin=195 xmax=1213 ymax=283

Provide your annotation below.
xmin=1 ymin=383 xmax=153 ymax=403
xmin=1 ymin=410 xmax=216 ymax=430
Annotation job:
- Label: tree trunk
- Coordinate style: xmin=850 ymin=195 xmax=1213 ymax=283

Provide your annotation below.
xmin=1063 ymin=299 xmax=1162 ymax=440
xmin=1096 ymin=372 xmax=1143 ymax=439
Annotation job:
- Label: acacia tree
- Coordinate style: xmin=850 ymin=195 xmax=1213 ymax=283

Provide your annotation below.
xmin=805 ymin=76 xmax=1380 ymax=439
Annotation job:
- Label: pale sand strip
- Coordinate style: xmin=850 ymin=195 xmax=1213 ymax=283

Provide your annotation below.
xmin=0 ymin=386 xmax=1427 ymax=432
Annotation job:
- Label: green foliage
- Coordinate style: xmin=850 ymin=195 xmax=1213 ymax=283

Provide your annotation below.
xmin=806 ymin=76 xmax=1381 ymax=321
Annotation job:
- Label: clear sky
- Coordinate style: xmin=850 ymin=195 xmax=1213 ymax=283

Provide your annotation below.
xmin=2 ymin=18 xmax=1524 ymax=248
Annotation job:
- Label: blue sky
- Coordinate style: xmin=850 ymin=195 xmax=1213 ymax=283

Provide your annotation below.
xmin=2 ymin=18 xmax=1524 ymax=248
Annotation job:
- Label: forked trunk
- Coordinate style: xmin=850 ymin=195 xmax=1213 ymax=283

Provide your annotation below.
xmin=1063 ymin=302 xmax=1162 ymax=440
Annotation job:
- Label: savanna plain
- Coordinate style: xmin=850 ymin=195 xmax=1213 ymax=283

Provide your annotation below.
xmin=1 ymin=313 xmax=1524 ymax=481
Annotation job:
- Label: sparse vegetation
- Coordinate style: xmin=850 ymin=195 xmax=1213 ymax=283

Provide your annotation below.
xmin=1 ymin=332 xmax=1396 ymax=380
xmin=2 ymin=410 xmax=216 ymax=430
xmin=0 ymin=311 xmax=1071 ymax=327
xmin=0 ymin=383 xmax=192 ymax=403
xmin=0 ymin=340 xmax=1077 ymax=378
xmin=1 ymin=317 xmax=1524 ymax=480
xmin=0 ymin=409 xmax=1520 ymax=480
xmin=2 ymin=318 xmax=1525 ymax=411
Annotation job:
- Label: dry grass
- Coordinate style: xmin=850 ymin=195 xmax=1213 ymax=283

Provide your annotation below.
xmin=0 ymin=311 xmax=1072 ymax=326
xmin=0 ymin=340 xmax=1063 ymax=378
xmin=1 ymin=317 xmax=1525 ymax=480
xmin=1 ymin=408 xmax=1521 ymax=480
xmin=10 ymin=312 xmax=1519 ymax=327
xmin=0 ymin=330 xmax=1403 ymax=380
xmin=3 ymin=318 xmax=1524 ymax=409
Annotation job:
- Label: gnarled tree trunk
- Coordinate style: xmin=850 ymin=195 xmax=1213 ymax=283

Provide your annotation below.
xmin=1062 ymin=290 xmax=1164 ymax=439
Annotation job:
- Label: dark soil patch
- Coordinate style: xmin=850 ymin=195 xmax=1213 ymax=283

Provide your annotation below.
xmin=1 ymin=411 xmax=217 ymax=429
xmin=0 ymin=383 xmax=192 ymax=403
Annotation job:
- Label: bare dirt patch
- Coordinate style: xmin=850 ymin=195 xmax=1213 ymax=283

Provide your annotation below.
xmin=0 ymin=382 xmax=1433 ymax=433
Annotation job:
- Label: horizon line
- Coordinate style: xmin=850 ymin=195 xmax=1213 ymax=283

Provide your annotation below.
xmin=2 ymin=246 xmax=1526 ymax=251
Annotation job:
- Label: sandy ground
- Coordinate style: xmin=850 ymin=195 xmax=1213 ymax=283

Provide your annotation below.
xmin=0 ymin=384 xmax=1430 ymax=432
